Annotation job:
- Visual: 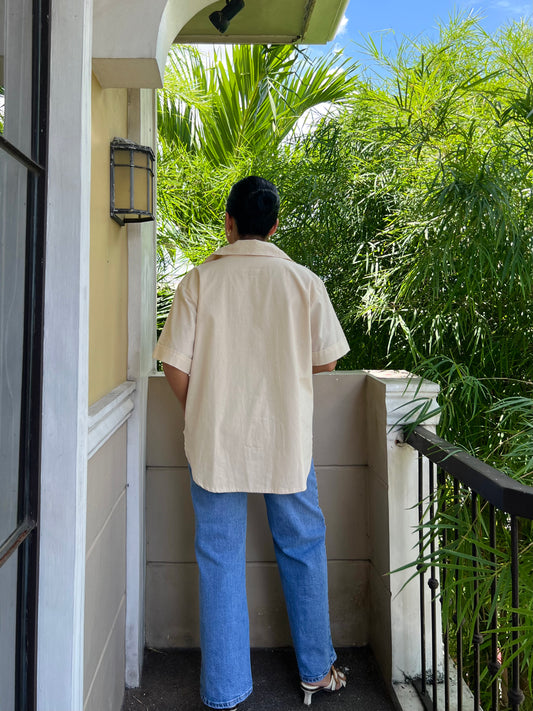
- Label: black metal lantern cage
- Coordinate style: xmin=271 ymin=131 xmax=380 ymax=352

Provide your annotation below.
xmin=110 ymin=137 xmax=155 ymax=226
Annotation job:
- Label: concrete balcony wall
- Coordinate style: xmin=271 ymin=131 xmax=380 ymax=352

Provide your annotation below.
xmin=145 ymin=371 xmax=370 ymax=648
xmin=366 ymin=371 xmax=441 ymax=690
xmin=145 ymin=369 xmax=441 ymax=696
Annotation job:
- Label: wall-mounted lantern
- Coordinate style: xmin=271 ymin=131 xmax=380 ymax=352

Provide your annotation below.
xmin=110 ymin=137 xmax=155 ymax=226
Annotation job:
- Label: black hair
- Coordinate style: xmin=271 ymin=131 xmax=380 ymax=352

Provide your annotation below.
xmin=226 ymin=176 xmax=280 ymax=238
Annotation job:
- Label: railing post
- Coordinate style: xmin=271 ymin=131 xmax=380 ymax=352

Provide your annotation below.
xmin=365 ymin=370 xmax=440 ymax=693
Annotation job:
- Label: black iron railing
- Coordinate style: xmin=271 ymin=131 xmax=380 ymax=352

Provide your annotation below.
xmin=405 ymin=426 xmax=533 ymax=711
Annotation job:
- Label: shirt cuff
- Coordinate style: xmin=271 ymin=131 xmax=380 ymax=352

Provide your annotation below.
xmin=153 ymin=343 xmax=192 ymax=375
xmin=312 ymin=338 xmax=350 ymax=367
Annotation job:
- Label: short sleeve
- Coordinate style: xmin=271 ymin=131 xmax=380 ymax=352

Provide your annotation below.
xmin=153 ymin=268 xmax=199 ymax=375
xmin=310 ymin=277 xmax=350 ymax=366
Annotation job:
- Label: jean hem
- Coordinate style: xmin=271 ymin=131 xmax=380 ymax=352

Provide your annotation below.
xmin=300 ymin=653 xmax=338 ymax=684
xmin=201 ymin=685 xmax=253 ymax=709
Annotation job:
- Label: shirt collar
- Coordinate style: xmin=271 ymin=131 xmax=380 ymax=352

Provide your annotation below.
xmin=204 ymin=239 xmax=293 ymax=263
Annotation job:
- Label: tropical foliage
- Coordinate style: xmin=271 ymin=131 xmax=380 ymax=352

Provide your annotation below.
xmin=157 ymin=43 xmax=359 ymax=294
xmin=261 ymin=23 xmax=533 ymax=707
xmin=264 ymin=16 xmax=533 ymax=466
xmin=413 ymin=481 xmax=533 ymax=710
xmin=158 ymin=43 xmax=359 ymax=165
xmin=157 ymin=16 xmax=533 ymax=708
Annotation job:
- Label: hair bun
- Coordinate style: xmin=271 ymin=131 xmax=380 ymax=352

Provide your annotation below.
xmin=226 ymin=176 xmax=280 ymax=237
xmin=249 ymin=188 xmax=277 ymax=210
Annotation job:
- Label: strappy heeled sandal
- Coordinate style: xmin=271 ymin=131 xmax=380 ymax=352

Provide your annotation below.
xmin=300 ymin=666 xmax=347 ymax=706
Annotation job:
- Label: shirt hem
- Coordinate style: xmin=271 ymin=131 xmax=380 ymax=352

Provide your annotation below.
xmin=190 ymin=475 xmax=308 ymax=495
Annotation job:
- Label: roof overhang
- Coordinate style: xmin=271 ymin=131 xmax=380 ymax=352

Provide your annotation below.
xmin=175 ymin=0 xmax=349 ymax=45
xmin=92 ymin=0 xmax=349 ymax=89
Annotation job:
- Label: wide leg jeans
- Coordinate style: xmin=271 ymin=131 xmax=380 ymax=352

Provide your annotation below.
xmin=190 ymin=462 xmax=336 ymax=709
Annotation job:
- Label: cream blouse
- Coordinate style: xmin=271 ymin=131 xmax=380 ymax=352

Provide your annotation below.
xmin=154 ymin=239 xmax=349 ymax=493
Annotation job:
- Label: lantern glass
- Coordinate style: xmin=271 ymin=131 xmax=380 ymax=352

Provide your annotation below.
xmin=133 ymin=150 xmax=149 ymax=168
xmin=133 ymin=162 xmax=149 ymax=213
xmin=113 ymin=150 xmax=132 ymax=209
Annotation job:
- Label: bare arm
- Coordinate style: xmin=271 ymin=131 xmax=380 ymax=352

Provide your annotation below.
xmin=312 ymin=360 xmax=337 ymax=374
xmin=162 ymin=362 xmax=190 ymax=412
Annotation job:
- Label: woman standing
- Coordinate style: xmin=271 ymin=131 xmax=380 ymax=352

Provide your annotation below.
xmin=154 ymin=176 xmax=349 ymax=709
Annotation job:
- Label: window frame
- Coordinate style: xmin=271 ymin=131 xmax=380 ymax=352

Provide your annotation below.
xmin=0 ymin=0 xmax=49 ymax=708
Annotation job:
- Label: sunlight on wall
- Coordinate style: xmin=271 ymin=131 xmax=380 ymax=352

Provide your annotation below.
xmin=89 ymin=73 xmax=129 ymax=406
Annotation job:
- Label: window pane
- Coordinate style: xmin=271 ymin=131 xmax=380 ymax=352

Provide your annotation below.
xmin=0 ymin=150 xmax=27 ymax=545
xmin=0 ymin=553 xmax=17 ymax=711
xmin=1 ymin=0 xmax=33 ymax=152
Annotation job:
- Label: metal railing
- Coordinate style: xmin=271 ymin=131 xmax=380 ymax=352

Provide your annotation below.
xmin=405 ymin=426 xmax=533 ymax=711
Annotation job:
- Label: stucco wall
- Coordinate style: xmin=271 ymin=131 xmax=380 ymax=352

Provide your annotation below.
xmin=145 ymin=371 xmax=370 ymax=648
xmin=89 ymin=73 xmax=129 ymax=406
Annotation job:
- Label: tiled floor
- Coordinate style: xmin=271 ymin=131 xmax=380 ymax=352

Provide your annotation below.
xmin=122 ymin=647 xmax=397 ymax=711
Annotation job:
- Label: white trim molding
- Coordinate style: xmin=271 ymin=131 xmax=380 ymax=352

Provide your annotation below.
xmin=365 ymin=370 xmax=442 ymax=687
xmin=124 ymin=87 xmax=158 ymax=688
xmin=92 ymin=0 xmax=214 ymax=87
xmin=38 ymin=0 xmax=93 ymax=709
xmin=92 ymin=0 xmax=349 ymax=88
xmin=88 ymin=381 xmax=136 ymax=459
xmin=367 ymin=370 xmax=440 ymax=431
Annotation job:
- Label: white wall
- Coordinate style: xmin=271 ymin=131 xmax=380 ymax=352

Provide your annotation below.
xmin=145 ymin=372 xmax=370 ymax=648
xmin=84 ymin=426 xmax=128 ymax=711
xmin=125 ymin=86 xmax=158 ymax=687
xmin=144 ymin=369 xmax=441 ymax=694
xmin=366 ymin=372 xmax=441 ymax=687
xmin=38 ymin=1 xmax=93 ymax=709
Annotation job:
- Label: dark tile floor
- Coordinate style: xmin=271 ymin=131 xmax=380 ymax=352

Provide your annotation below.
xmin=122 ymin=647 xmax=397 ymax=711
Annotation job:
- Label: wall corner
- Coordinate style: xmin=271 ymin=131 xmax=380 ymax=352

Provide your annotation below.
xmin=365 ymin=370 xmax=440 ymax=686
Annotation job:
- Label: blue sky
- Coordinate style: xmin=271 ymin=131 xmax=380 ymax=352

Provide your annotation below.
xmin=322 ymin=0 xmax=532 ymax=60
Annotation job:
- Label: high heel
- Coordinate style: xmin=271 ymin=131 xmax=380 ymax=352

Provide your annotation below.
xmin=300 ymin=666 xmax=346 ymax=706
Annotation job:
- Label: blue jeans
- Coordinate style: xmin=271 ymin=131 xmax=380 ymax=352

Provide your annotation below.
xmin=190 ymin=461 xmax=336 ymax=709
